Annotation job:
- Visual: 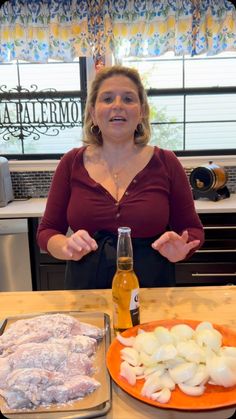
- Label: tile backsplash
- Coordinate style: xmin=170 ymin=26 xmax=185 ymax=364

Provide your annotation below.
xmin=10 ymin=166 xmax=236 ymax=199
xmin=11 ymin=171 xmax=54 ymax=199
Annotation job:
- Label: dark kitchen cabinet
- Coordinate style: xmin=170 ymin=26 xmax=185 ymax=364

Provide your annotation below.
xmin=175 ymin=213 xmax=236 ymax=286
xmin=38 ymin=253 xmax=66 ymax=290
xmin=39 ymin=265 xmax=66 ymax=290
xmin=28 ymin=218 xmax=66 ymax=291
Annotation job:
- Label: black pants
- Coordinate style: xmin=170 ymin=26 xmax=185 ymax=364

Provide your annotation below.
xmin=65 ymin=230 xmax=175 ymax=289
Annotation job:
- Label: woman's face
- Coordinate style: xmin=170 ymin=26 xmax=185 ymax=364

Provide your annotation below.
xmin=90 ymin=75 xmax=143 ymax=143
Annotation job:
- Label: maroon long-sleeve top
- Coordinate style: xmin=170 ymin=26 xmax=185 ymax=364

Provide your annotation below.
xmin=37 ymin=146 xmax=204 ymax=254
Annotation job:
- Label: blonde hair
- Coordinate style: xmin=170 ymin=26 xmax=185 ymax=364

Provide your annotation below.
xmin=83 ymin=65 xmax=151 ymax=146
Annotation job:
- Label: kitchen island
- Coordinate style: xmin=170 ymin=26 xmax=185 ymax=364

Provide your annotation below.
xmin=0 ymin=286 xmax=235 ymax=419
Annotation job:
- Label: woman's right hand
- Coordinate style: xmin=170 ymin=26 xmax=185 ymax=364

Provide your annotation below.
xmin=62 ymin=229 xmax=98 ymax=261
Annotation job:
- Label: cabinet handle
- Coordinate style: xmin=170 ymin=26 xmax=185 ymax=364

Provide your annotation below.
xmin=204 ymin=226 xmax=236 ymax=230
xmin=192 ymin=273 xmax=236 ymax=277
xmin=197 ymin=249 xmax=236 ymax=253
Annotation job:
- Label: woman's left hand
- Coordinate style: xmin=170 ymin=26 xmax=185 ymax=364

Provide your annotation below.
xmin=151 ymin=230 xmax=200 ymax=262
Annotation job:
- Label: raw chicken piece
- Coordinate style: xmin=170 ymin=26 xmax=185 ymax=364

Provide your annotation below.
xmin=0 ymin=357 xmax=11 ymax=382
xmin=8 ymin=342 xmax=93 ymax=376
xmin=0 ymin=313 xmax=103 ymax=356
xmin=71 ymin=320 xmax=104 ymax=340
xmin=0 ymin=330 xmax=51 ymax=357
xmin=1 ymin=368 xmax=100 ymax=409
xmin=1 ymin=368 xmax=64 ymax=408
xmin=0 ymin=314 xmax=103 ymax=410
xmin=48 ymin=335 xmax=97 ymax=356
xmin=41 ymin=375 xmax=100 ymax=405
xmin=41 ymin=375 xmax=100 ymax=404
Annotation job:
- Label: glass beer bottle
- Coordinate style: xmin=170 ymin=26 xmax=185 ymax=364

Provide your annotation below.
xmin=112 ymin=226 xmax=140 ymax=333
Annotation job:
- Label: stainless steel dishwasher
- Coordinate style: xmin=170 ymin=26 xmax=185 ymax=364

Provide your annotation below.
xmin=0 ymin=219 xmax=32 ymax=291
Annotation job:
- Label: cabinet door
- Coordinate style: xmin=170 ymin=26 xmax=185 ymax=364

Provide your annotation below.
xmin=39 ymin=264 xmax=66 ymax=290
xmin=175 ymin=213 xmax=236 ymax=286
xmin=176 ymin=263 xmax=236 ymax=286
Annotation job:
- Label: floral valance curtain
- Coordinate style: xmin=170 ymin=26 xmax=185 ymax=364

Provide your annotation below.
xmin=0 ymin=0 xmax=235 ymax=64
xmin=111 ymin=0 xmax=236 ymax=59
xmin=0 ymin=0 xmax=94 ymax=62
xmin=194 ymin=0 xmax=236 ymax=55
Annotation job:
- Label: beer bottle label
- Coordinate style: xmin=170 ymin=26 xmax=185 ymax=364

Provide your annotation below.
xmin=130 ymin=288 xmax=140 ymax=326
xmin=113 ymin=301 xmax=118 ymax=326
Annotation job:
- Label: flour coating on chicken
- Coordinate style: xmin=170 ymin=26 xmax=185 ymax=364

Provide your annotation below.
xmin=0 ymin=313 xmax=103 ymax=357
xmin=0 ymin=314 xmax=103 ymax=409
xmin=1 ymin=369 xmax=100 ymax=409
xmin=8 ymin=342 xmax=93 ymax=375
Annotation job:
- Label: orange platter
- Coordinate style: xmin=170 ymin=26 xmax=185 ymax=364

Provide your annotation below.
xmin=106 ymin=319 xmax=236 ymax=411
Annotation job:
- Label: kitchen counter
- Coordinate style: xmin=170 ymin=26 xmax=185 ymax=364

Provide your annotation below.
xmin=194 ymin=194 xmax=236 ymax=213
xmin=0 ymin=286 xmax=235 ymax=419
xmin=0 ymin=198 xmax=46 ymax=218
xmin=0 ymin=194 xmax=236 ymax=218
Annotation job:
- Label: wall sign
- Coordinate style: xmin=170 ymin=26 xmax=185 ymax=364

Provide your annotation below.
xmin=0 ymin=85 xmax=83 ymax=143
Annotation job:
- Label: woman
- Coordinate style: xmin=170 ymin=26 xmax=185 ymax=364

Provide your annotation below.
xmin=37 ymin=65 xmax=204 ymax=289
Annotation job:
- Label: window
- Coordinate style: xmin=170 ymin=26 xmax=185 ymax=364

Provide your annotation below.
xmin=120 ymin=52 xmax=236 ymax=155
xmin=0 ymin=58 xmax=87 ymax=158
xmin=1 ymin=52 xmax=236 ymax=159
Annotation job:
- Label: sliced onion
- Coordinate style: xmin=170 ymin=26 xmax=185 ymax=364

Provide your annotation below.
xmin=220 ymin=346 xmax=236 ymax=358
xmin=120 ymin=361 xmax=136 ymax=385
xmin=178 ymin=383 xmax=205 ymax=396
xmin=170 ymin=324 xmax=194 ymax=342
xmin=150 ymin=387 xmax=171 ymax=403
xmin=184 ymin=364 xmax=209 ymax=386
xmin=120 ymin=347 xmax=140 ymax=366
xmin=143 ymin=363 xmax=165 ymax=378
xmin=116 ymin=334 xmax=136 ymax=347
xmin=133 ymin=332 xmax=159 ymax=355
xmin=139 ymin=350 xmax=156 ymax=367
xmin=151 ymin=343 xmax=177 ymax=362
xmin=141 ymin=371 xmax=164 ymax=397
xmin=207 ymin=354 xmax=236 ymax=387
xmin=195 ymin=321 xmax=214 ymax=333
xmin=169 ymin=362 xmax=197 ymax=384
xmin=154 ymin=326 xmax=173 ymax=345
xmin=176 ymin=340 xmax=205 ymax=363
xmin=195 ymin=328 xmax=222 ymax=352
xmin=165 ymin=355 xmax=186 ymax=369
xmin=133 ymin=365 xmax=145 ymax=376
xmin=158 ymin=371 xmax=176 ymax=390
xmin=118 ymin=321 xmax=236 ymax=405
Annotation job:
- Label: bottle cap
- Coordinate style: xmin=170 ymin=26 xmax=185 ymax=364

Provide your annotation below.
xmin=118 ymin=226 xmax=131 ymax=234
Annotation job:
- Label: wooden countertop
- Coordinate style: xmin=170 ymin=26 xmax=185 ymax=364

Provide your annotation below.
xmin=0 ymin=286 xmax=235 ymax=419
xmin=0 ymin=194 xmax=236 ymax=218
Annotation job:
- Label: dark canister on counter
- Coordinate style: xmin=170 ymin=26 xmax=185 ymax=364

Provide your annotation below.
xmin=189 ymin=161 xmax=230 ymax=201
